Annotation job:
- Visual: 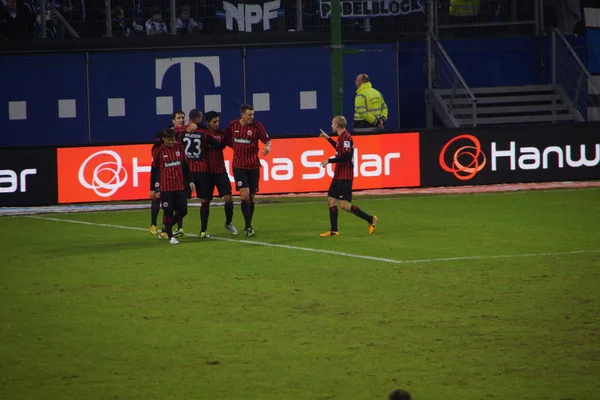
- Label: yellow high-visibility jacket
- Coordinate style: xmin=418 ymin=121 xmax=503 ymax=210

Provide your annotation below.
xmin=449 ymin=0 xmax=480 ymax=16
xmin=353 ymin=82 xmax=388 ymax=125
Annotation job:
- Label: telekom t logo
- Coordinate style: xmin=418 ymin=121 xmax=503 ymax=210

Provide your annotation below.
xmin=155 ymin=56 xmax=222 ymax=116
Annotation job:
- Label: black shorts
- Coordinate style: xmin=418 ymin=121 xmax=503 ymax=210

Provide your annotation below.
xmin=192 ymin=171 xmax=213 ymax=201
xmin=327 ymin=179 xmax=353 ymax=202
xmin=212 ymin=172 xmax=232 ymax=198
xmin=160 ymin=190 xmax=188 ymax=214
xmin=233 ymin=168 xmax=260 ymax=194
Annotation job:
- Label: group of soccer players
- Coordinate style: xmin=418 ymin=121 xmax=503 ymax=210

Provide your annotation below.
xmin=149 ymin=104 xmax=271 ymax=244
xmin=149 ymin=105 xmax=377 ymax=245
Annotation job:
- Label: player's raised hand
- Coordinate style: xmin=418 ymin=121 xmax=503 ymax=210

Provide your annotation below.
xmin=319 ymin=129 xmax=330 ymax=139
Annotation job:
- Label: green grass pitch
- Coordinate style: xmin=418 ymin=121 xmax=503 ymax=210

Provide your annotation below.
xmin=1 ymin=188 xmax=599 ymax=400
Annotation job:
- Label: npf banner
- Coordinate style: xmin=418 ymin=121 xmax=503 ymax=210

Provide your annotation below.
xmin=319 ymin=0 xmax=425 ymax=18
xmin=216 ymin=0 xmax=285 ymax=32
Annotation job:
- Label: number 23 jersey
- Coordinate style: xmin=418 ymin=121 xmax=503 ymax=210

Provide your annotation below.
xmin=180 ymin=129 xmax=210 ymax=172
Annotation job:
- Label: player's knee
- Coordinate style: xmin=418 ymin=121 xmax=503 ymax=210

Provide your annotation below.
xmin=339 ymin=201 xmax=352 ymax=212
xmin=224 ymin=195 xmax=232 ymax=203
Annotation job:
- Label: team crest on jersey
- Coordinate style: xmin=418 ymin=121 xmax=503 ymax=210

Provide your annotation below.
xmin=237 ymin=181 xmax=243 ymax=187
xmin=154 ymin=182 xmax=159 ymax=188
xmin=247 ymin=130 xmax=253 ymax=135
xmin=163 ymin=202 xmax=169 ymax=207
xmin=176 ymin=151 xmax=180 ymax=156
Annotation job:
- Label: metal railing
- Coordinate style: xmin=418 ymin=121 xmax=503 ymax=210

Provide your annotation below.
xmin=0 ymin=0 xmax=559 ymax=41
xmin=552 ymin=28 xmax=600 ymax=121
xmin=428 ymin=31 xmax=477 ymax=127
xmin=432 ymin=0 xmax=542 ymax=39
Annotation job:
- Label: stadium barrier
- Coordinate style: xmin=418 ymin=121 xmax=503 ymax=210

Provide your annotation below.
xmin=1 ymin=132 xmax=420 ymax=206
xmin=1 ymin=123 xmax=599 ymax=207
xmin=419 ymin=122 xmax=600 ymax=186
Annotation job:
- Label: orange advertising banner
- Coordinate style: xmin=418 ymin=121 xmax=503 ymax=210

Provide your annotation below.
xmin=57 ymin=133 xmax=420 ymax=204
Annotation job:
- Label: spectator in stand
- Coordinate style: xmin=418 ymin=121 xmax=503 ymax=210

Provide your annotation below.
xmin=176 ymin=5 xmax=200 ymax=34
xmin=145 ymin=6 xmax=167 ymax=35
xmin=0 ymin=0 xmax=16 ymax=39
xmin=112 ymin=6 xmax=130 ymax=36
xmin=130 ymin=0 xmax=145 ymax=35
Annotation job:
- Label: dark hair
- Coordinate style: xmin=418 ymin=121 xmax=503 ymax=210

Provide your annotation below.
xmin=240 ymin=104 xmax=254 ymax=114
xmin=205 ymin=111 xmax=219 ymax=122
xmin=172 ymin=110 xmax=184 ymax=120
xmin=189 ymin=109 xmax=202 ymax=121
xmin=159 ymin=128 xmax=175 ymax=138
xmin=113 ymin=6 xmax=124 ymax=17
xmin=388 ymin=389 xmax=412 ymax=400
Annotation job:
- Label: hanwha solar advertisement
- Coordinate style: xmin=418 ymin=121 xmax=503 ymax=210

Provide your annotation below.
xmin=56 ymin=133 xmax=420 ymax=204
xmin=420 ymin=122 xmax=600 ymax=186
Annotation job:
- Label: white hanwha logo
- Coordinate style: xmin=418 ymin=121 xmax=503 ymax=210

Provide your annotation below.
xmin=78 ymin=150 xmax=128 ymax=197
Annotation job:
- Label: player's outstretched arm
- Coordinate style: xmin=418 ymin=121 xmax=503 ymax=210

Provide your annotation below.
xmin=320 ymin=129 xmax=336 ymax=148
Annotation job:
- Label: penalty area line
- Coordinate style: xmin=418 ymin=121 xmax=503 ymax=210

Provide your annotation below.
xmin=26 ymin=216 xmax=600 ymax=265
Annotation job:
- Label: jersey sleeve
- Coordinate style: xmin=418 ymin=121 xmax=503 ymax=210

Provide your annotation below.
xmin=150 ymin=147 xmax=161 ymax=190
xmin=337 ymin=133 xmax=352 ymax=155
xmin=224 ymin=124 xmax=234 ymax=147
xmin=255 ymin=121 xmax=270 ymax=144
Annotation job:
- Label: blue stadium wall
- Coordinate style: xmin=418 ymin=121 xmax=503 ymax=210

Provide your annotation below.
xmin=0 ymin=36 xmax=587 ymax=147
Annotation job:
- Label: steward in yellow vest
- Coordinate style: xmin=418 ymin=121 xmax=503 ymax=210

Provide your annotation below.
xmin=353 ymin=74 xmax=388 ymax=132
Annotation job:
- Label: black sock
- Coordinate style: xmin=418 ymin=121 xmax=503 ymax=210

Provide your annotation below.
xmin=329 ymin=206 xmax=339 ymax=232
xmin=350 ymin=205 xmax=372 ymax=223
xmin=249 ymin=201 xmax=255 ymax=226
xmin=177 ymin=219 xmax=183 ymax=230
xmin=200 ymin=202 xmax=210 ymax=232
xmin=224 ymin=201 xmax=234 ymax=225
xmin=163 ymin=215 xmax=173 ymax=238
xmin=241 ymin=200 xmax=251 ymax=229
xmin=151 ymin=199 xmax=160 ymax=225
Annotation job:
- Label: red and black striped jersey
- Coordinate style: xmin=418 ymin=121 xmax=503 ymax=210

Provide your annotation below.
xmin=180 ymin=129 xmax=210 ymax=172
xmin=205 ymin=129 xmax=227 ymax=173
xmin=225 ymin=119 xmax=270 ymax=169
xmin=174 ymin=125 xmax=187 ymax=143
xmin=151 ymin=140 xmax=162 ymax=153
xmin=151 ymin=143 xmax=189 ymax=192
xmin=334 ymin=130 xmax=354 ymax=180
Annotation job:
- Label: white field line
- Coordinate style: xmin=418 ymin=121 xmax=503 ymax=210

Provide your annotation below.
xmin=26 ymin=216 xmax=600 ymax=265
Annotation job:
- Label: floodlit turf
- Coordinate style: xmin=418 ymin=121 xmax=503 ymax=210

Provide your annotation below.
xmin=1 ymin=188 xmax=600 ymax=400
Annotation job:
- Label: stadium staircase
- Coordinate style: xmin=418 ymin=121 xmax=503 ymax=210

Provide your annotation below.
xmin=426 ymin=29 xmax=600 ymax=128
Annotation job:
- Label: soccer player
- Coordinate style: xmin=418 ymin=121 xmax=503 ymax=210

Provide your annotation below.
xmin=204 ymin=111 xmax=237 ymax=235
xmin=173 ymin=109 xmax=199 ymax=142
xmin=181 ymin=109 xmax=222 ymax=238
xmin=150 ymin=128 xmax=195 ymax=244
xmin=319 ymin=116 xmax=378 ymax=237
xmin=149 ymin=131 xmax=164 ymax=235
xmin=170 ymin=110 xmax=199 ymax=237
xmin=225 ymin=104 xmax=272 ymax=237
